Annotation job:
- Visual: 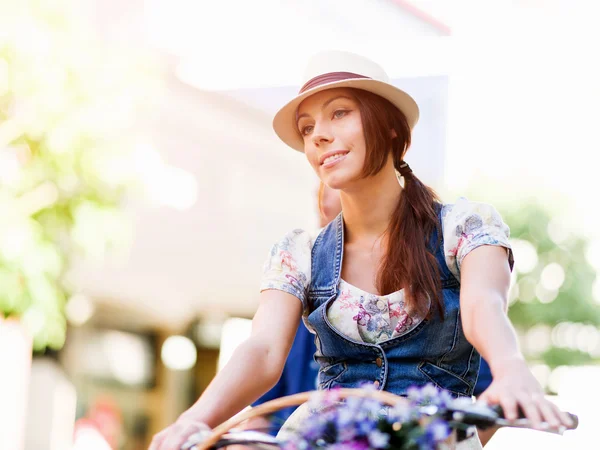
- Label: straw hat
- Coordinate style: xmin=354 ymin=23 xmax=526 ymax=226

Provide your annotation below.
xmin=273 ymin=50 xmax=419 ymax=152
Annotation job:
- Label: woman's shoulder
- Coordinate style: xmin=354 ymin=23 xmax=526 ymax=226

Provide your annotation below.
xmin=441 ymin=197 xmax=506 ymax=229
xmin=265 ymin=228 xmax=320 ymax=272
xmin=269 ymin=228 xmax=317 ymax=253
xmin=440 ymin=197 xmax=513 ymax=277
xmin=262 ymin=228 xmax=317 ymax=303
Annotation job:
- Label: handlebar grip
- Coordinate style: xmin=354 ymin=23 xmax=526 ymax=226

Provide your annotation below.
xmin=490 ymin=405 xmax=579 ymax=430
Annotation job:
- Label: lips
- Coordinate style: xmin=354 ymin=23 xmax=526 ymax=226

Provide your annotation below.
xmin=319 ymin=150 xmax=349 ymax=166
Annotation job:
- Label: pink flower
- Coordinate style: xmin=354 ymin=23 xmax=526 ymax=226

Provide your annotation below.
xmin=338 ymin=290 xmax=356 ymax=310
xmin=285 ymin=274 xmax=300 ymax=288
xmin=353 ymin=304 xmax=372 ymax=326
xmin=389 ymin=303 xmax=403 ymax=319
xmin=394 ymin=311 xmax=413 ymax=333
xmin=280 ymin=251 xmax=297 ymax=271
xmin=455 ymin=233 xmax=473 ymax=255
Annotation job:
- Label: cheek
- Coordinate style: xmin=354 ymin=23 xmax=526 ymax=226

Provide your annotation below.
xmin=304 ymin=148 xmax=320 ymax=169
xmin=345 ymin=124 xmax=367 ymax=161
xmin=353 ymin=123 xmax=367 ymax=147
xmin=341 ymin=116 xmax=366 ymax=148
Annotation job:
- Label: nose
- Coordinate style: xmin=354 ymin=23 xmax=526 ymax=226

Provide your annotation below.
xmin=311 ymin=120 xmax=333 ymax=147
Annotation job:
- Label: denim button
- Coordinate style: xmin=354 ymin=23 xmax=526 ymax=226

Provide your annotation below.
xmin=376 ymin=357 xmax=383 ymax=367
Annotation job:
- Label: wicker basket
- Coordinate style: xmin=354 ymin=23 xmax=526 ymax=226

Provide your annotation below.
xmin=196 ymin=388 xmax=461 ymax=450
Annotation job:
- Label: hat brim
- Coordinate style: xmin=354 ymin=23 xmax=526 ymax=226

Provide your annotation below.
xmin=272 ymin=78 xmax=420 ymax=152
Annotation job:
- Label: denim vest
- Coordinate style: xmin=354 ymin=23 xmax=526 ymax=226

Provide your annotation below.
xmin=305 ymin=208 xmax=480 ymax=398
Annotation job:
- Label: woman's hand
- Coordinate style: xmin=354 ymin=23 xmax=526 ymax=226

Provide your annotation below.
xmin=478 ymin=357 xmax=574 ymax=431
xmin=149 ymin=416 xmax=211 ymax=450
xmin=225 ymin=416 xmax=274 ymax=450
xmin=149 ymin=290 xmax=301 ymax=449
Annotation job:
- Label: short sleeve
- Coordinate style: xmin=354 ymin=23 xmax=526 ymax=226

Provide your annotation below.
xmin=442 ymin=198 xmax=514 ymax=281
xmin=260 ymin=229 xmax=313 ymax=306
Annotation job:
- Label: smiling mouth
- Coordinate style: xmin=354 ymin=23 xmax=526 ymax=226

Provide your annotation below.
xmin=321 ymin=151 xmax=349 ymax=166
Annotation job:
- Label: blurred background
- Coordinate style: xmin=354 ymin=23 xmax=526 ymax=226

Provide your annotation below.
xmin=1 ymin=0 xmax=599 ymax=449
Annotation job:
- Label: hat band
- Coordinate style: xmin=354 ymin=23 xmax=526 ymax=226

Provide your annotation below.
xmin=299 ymin=72 xmax=371 ymax=94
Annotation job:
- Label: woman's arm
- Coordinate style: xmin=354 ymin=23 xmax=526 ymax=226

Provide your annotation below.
xmin=459 ymin=245 xmax=516 ymax=367
xmin=150 ymin=289 xmax=302 ymax=450
xmin=460 ymin=245 xmax=573 ymax=429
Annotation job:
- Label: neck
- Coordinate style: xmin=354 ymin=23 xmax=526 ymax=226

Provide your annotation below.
xmin=340 ymin=162 xmax=401 ymax=244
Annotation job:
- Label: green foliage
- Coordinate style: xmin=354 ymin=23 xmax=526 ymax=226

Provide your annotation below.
xmin=447 ymin=181 xmax=600 ymax=369
xmin=502 ymin=203 xmax=600 ymax=327
xmin=0 ymin=0 xmax=160 ymax=350
xmin=499 ymin=201 xmax=600 ymax=367
xmin=540 ymin=347 xmax=594 ymax=368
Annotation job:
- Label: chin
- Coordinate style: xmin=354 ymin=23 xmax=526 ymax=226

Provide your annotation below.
xmin=321 ymin=172 xmax=356 ymax=191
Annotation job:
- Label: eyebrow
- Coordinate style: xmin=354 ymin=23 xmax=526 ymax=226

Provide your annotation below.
xmin=296 ymin=95 xmax=353 ymax=124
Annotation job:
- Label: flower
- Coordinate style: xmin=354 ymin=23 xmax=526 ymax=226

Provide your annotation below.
xmin=329 ymin=441 xmax=369 ymax=450
xmin=406 ymin=385 xmax=424 ymax=403
xmin=337 ymin=425 xmax=357 ymax=442
xmin=427 ymin=419 xmax=452 ymax=441
xmin=389 ymin=401 xmax=416 ymax=423
xmin=286 ymin=385 xmax=465 ymax=449
xmin=368 ymin=429 xmax=390 ymax=448
xmin=421 ymin=383 xmax=440 ymax=400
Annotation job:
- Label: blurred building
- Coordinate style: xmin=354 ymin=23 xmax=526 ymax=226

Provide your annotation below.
xmin=21 ymin=1 xmax=451 ymax=448
xmin=3 ymin=1 xmax=596 ymax=449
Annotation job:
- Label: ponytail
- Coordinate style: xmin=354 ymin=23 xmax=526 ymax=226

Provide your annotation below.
xmin=351 ymin=88 xmax=443 ymax=315
xmin=378 ymin=167 xmax=442 ymax=315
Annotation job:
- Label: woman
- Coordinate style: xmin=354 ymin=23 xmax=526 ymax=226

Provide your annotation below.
xmin=150 ymin=51 xmax=573 ymax=450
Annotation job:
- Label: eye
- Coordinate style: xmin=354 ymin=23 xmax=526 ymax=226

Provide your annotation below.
xmin=333 ymin=109 xmax=348 ymax=119
xmin=301 ymin=125 xmax=314 ymax=136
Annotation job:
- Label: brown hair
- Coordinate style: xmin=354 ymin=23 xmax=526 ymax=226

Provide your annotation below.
xmin=317 ymin=181 xmax=326 ymax=216
xmin=351 ymin=88 xmax=443 ymax=315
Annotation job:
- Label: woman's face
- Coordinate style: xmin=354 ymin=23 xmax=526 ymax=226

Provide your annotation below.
xmin=297 ymin=88 xmax=366 ymax=190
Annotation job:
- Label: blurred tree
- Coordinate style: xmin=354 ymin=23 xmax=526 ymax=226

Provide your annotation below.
xmin=0 ymin=0 xmax=161 ymax=350
xmin=498 ymin=201 xmax=600 ymax=369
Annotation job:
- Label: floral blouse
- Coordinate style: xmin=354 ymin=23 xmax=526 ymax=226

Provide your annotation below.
xmin=260 ymin=198 xmax=514 ymax=344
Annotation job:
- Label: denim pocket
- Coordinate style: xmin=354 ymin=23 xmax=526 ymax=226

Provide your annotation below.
xmin=418 ymin=361 xmax=472 ymax=397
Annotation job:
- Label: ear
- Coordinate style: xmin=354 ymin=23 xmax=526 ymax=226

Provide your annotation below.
xmin=390 ymin=129 xmax=397 ymax=139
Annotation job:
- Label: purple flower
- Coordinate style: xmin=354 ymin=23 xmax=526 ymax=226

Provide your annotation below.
xmin=302 ymin=424 xmax=323 ymax=441
xmin=301 ymin=414 xmax=327 ymax=441
xmin=362 ymin=398 xmax=384 ymax=417
xmin=338 ymin=425 xmax=357 ymax=441
xmin=416 ymin=438 xmax=437 ymax=450
xmin=358 ymin=417 xmax=377 ymax=435
xmin=289 ymin=384 xmax=461 ymax=450
xmin=422 ymin=383 xmax=439 ymax=397
xmin=427 ymin=418 xmax=452 ymax=441
xmin=368 ymin=429 xmax=390 ymax=448
xmin=329 ymin=440 xmax=369 ymax=450
xmin=336 ymin=406 xmax=356 ymax=427
xmin=389 ymin=402 xmax=414 ymax=422
xmin=436 ymin=389 xmax=454 ymax=407
xmin=345 ymin=396 xmax=364 ymax=414
xmin=407 ymin=385 xmax=423 ymax=402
